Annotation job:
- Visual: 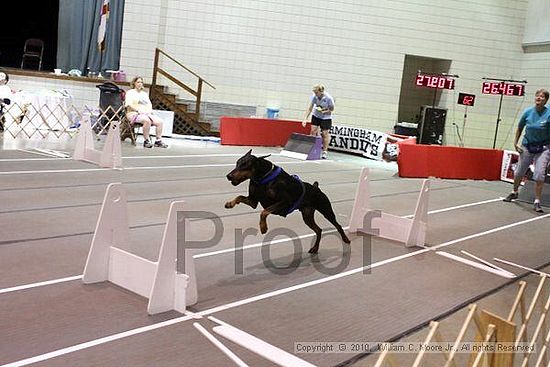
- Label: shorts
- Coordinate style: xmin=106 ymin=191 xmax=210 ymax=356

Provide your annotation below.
xmin=311 ymin=115 xmax=332 ymax=131
xmin=515 ymin=145 xmax=550 ymax=182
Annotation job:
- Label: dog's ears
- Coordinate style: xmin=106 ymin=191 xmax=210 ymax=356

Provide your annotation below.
xmin=245 ymin=149 xmax=252 ymax=156
xmin=258 ymin=154 xmax=271 ymax=159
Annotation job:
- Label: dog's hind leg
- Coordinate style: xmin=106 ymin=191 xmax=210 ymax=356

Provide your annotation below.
xmin=301 ymin=207 xmax=322 ymax=254
xmin=318 ymin=202 xmax=351 ymax=244
xmin=225 ymin=195 xmax=258 ymax=209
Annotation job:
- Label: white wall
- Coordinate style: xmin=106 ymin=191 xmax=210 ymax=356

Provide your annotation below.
xmin=11 ymin=0 xmax=546 ymax=149
xmin=118 ymin=0 xmax=539 ymax=149
xmin=523 ymin=0 xmax=550 ymax=46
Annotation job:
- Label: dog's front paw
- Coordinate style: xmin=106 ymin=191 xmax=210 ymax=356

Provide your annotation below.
xmin=225 ymin=201 xmax=235 ymax=209
xmin=308 ymin=246 xmax=319 ymax=254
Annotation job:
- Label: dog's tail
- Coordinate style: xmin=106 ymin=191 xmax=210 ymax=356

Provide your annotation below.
xmin=313 ymin=181 xmax=319 ymax=188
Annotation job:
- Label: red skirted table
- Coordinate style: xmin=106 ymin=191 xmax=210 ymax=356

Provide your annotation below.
xmin=220 ymin=116 xmax=310 ymax=146
xmin=397 ymin=143 xmax=504 ymax=180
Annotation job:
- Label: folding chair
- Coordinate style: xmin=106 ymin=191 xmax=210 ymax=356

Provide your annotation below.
xmin=21 ymin=38 xmax=44 ymax=71
xmin=120 ymin=113 xmax=143 ymax=146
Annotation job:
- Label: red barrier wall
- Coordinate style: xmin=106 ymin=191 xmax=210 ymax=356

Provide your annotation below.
xmin=220 ymin=116 xmax=310 ymax=146
xmin=397 ymin=143 xmax=504 ymax=180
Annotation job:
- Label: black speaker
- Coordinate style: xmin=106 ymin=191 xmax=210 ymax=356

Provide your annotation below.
xmin=418 ymin=106 xmax=447 ymax=145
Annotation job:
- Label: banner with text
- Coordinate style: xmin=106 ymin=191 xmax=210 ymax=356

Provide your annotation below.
xmin=500 ymin=150 xmax=520 ymax=183
xmin=329 ymin=125 xmax=388 ymax=160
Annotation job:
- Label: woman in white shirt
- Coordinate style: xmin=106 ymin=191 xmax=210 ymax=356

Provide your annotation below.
xmin=125 ymin=76 xmax=168 ymax=148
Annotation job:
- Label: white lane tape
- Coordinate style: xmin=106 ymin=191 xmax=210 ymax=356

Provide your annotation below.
xmin=436 ymin=251 xmax=516 ymax=278
xmin=193 ymin=323 xmax=250 ymax=367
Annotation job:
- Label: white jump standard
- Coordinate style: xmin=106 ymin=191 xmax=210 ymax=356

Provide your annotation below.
xmin=82 ymin=183 xmax=197 ymax=314
xmin=349 ymin=167 xmax=430 ymax=247
xmin=73 ymin=114 xmax=122 ymax=169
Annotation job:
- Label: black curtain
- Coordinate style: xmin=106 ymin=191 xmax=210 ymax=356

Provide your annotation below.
xmin=57 ymin=0 xmax=125 ymax=75
xmin=0 ymin=1 xmax=59 ymax=71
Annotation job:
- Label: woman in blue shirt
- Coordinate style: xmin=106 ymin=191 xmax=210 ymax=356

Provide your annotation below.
xmin=503 ymin=89 xmax=550 ymax=212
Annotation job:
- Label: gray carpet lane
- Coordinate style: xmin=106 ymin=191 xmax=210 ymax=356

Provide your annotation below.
xmin=0 ymin=199 xmax=354 ymax=289
xmin=0 ymin=170 xmax=365 ymax=213
xmin=0 ymin=169 xmax=123 ymax=191
xmin=2 ymin=187 xmax=548 ymax=365
xmin=0 ymin=234 xmax=91 ymax=289
xmin=0 ymin=281 xmax=180 ymax=365
xmin=119 ymin=153 xmax=302 ymax=168
xmin=12 ymin=222 xmax=547 ymax=367
xmin=190 ymin=232 xmax=412 ymax=312
xmin=0 ymin=159 xmax=363 ymax=191
xmin=27 ymin=319 xmax=276 ymax=367
xmin=3 ymin=194 xmax=539 ymax=313
xmin=168 ymin=201 xmax=546 ymax=312
xmin=437 ymin=216 xmax=550 ymax=276
xmin=0 ymin=158 xmax=101 ymax=172
xmin=423 ymin=199 xmax=545 ymax=246
xmin=0 ymin=181 xmax=358 ymax=244
xmin=0 ymin=181 xmax=513 ymax=289
xmin=206 ymin=241 xmax=549 ymax=367
xmin=0 ymin=149 xmax=50 ymax=159
xmin=0 ymin=170 xmax=459 ymax=243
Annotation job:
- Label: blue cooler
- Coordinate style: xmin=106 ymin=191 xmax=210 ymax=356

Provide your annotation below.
xmin=266 ymin=107 xmax=279 ymax=119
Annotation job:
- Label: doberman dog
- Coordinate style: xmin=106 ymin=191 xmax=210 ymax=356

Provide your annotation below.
xmin=225 ymin=150 xmax=350 ymax=254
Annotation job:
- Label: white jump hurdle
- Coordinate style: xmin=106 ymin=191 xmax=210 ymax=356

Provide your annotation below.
xmin=82 ymin=183 xmax=197 ymax=314
xmin=73 ymin=115 xmax=122 ymax=169
xmin=349 ymin=167 xmax=430 ymax=247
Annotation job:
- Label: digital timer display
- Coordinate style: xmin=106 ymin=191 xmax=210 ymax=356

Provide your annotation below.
xmin=415 ymin=74 xmax=455 ymax=90
xmin=458 ymin=93 xmax=476 ymax=106
xmin=481 ymin=82 xmax=525 ymax=96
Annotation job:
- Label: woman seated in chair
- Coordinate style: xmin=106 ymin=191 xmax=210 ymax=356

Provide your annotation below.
xmin=124 ymin=76 xmax=168 ymax=148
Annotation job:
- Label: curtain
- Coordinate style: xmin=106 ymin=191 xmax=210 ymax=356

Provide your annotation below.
xmin=57 ymin=0 xmax=125 ymax=74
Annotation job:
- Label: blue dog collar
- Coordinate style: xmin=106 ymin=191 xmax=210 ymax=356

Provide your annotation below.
xmin=255 ymin=166 xmax=282 ymax=185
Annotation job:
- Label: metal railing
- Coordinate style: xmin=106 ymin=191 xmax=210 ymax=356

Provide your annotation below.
xmin=150 ymin=48 xmax=215 ymax=135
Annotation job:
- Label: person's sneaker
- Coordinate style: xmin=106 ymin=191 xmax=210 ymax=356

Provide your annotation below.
xmin=321 ymin=151 xmax=328 ymax=159
xmin=534 ymin=202 xmax=544 ymax=213
xmin=154 ymin=140 xmax=168 ymax=148
xmin=503 ymin=192 xmax=518 ymax=202
xmin=143 ymin=139 xmax=153 ymax=148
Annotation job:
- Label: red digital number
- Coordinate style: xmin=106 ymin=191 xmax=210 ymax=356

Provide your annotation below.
xmin=416 ymin=74 xmax=455 ymax=89
xmin=505 ymin=84 xmax=514 ymax=95
xmin=464 ymin=96 xmax=474 ymax=106
xmin=482 ymin=81 xmax=524 ymax=96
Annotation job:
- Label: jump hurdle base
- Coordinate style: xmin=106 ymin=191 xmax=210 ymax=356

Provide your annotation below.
xmin=349 ymin=167 xmax=430 ymax=247
xmin=349 ymin=167 xmax=429 ymax=247
xmin=82 ymin=183 xmax=196 ymax=314
xmin=73 ymin=115 xmax=122 ymax=169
